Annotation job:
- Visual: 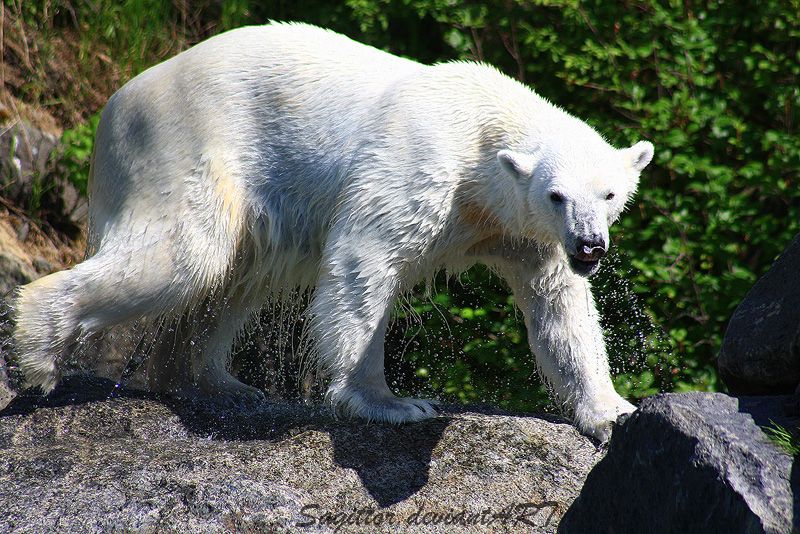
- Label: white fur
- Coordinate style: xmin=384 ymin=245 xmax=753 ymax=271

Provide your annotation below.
xmin=13 ymin=22 xmax=653 ymax=441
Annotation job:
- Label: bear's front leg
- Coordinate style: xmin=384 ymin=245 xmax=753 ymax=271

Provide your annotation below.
xmin=495 ymin=253 xmax=635 ymax=441
xmin=309 ymin=243 xmax=439 ymax=424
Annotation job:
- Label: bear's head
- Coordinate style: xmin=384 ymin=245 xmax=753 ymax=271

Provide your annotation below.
xmin=497 ymin=134 xmax=653 ymax=276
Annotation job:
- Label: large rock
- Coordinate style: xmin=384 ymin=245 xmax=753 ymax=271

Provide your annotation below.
xmin=559 ymin=392 xmax=798 ymax=534
xmin=0 ymin=120 xmax=88 ymax=245
xmin=0 ymin=375 xmax=602 ymax=534
xmin=718 ymin=232 xmax=800 ymax=395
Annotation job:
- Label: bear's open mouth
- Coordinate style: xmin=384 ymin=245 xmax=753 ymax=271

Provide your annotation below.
xmin=569 ymin=256 xmax=601 ymax=276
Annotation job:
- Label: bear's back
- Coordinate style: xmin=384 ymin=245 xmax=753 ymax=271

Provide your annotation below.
xmin=89 ymin=22 xmax=551 ymax=283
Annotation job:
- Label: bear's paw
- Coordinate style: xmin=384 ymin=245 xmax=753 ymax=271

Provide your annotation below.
xmin=575 ymin=395 xmax=636 ymax=443
xmin=327 ymin=384 xmax=441 ymax=424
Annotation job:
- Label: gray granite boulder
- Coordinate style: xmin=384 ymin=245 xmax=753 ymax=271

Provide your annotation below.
xmin=718 ymin=232 xmax=800 ymax=395
xmin=559 ymin=391 xmax=798 ymax=534
xmin=0 ymin=375 xmax=603 ymax=534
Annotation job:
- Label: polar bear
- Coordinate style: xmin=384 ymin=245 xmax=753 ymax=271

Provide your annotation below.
xmin=13 ymin=22 xmax=653 ymax=440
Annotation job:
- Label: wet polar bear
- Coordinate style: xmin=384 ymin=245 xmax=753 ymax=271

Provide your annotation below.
xmin=14 ymin=22 xmax=653 ymax=440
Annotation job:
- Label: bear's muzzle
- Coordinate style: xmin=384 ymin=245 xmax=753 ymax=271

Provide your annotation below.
xmin=569 ymin=238 xmax=606 ymax=276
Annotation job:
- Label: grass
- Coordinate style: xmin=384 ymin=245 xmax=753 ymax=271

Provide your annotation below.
xmin=1 ymin=0 xmax=246 ymax=133
xmin=763 ymin=422 xmax=800 ymax=456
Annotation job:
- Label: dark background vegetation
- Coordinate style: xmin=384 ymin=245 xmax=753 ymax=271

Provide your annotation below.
xmin=2 ymin=0 xmax=798 ymax=412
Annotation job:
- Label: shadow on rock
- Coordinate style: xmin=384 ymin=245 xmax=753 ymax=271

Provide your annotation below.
xmin=2 ymin=374 xmax=458 ymax=506
xmin=0 ymin=374 xmax=154 ymax=415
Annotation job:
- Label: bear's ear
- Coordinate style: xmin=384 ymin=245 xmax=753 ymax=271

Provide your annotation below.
xmin=497 ymin=150 xmax=537 ymax=181
xmin=623 ymin=141 xmax=654 ymax=173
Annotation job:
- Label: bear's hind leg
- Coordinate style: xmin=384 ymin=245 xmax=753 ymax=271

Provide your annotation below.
xmin=13 ymin=251 xmax=193 ymax=392
xmin=147 ymin=297 xmax=265 ymax=405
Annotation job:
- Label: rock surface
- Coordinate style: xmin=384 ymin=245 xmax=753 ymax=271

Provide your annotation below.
xmin=559 ymin=391 xmax=799 ymax=534
xmin=0 ymin=375 xmax=602 ymax=534
xmin=718 ymin=232 xmax=800 ymax=395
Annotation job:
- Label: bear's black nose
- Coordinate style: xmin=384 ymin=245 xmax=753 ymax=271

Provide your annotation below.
xmin=575 ymin=239 xmax=606 ymax=262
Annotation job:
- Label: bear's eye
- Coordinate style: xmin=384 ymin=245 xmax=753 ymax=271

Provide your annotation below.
xmin=549 ymin=192 xmax=564 ymax=204
xmin=606 ymin=192 xmax=615 ymax=201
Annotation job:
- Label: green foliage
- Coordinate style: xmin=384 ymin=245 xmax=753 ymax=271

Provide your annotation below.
xmin=17 ymin=0 xmax=800 ymax=412
xmin=387 ymin=266 xmax=550 ymax=412
xmin=59 ymin=114 xmax=100 ymax=197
